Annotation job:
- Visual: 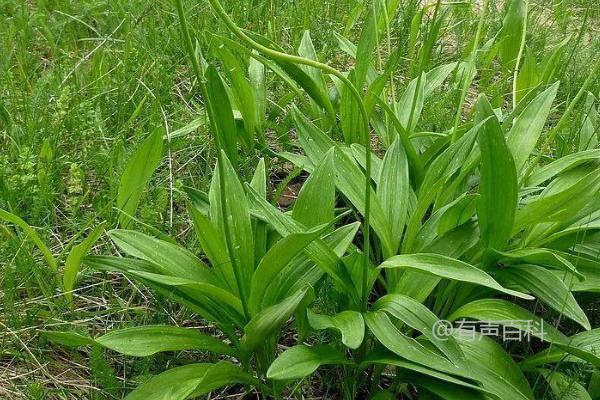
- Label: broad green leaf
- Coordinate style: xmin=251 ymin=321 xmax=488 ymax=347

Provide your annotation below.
xmin=205 ymin=66 xmax=238 ymax=167
xmin=498 ymin=0 xmax=526 ymax=69
xmin=248 ymin=52 xmax=266 ymax=134
xmin=364 ymin=53 xmax=401 ymax=118
xmin=246 ymin=185 xmax=358 ymax=300
xmin=477 ymin=106 xmax=517 ymax=254
xmin=417 ymin=379 xmax=487 ymax=400
xmin=108 ymin=230 xmax=217 ymax=285
xmin=539 ymin=369 xmax=592 ymax=400
xmin=117 ymin=129 xmax=163 ymax=228
xmin=215 ymin=35 xmax=304 ymax=100
xmin=395 ymin=73 xmax=426 ymax=133
xmin=84 ymin=256 xmax=231 ymax=324
xmin=45 ymin=326 xmax=233 ymax=357
xmin=0 ymin=208 xmax=57 ymax=271
xmin=437 ymin=195 xmax=478 ymax=234
xmin=84 ymin=255 xmax=155 ymax=274
xmin=248 ymin=226 xmax=326 ymax=315
xmin=415 ymin=194 xmax=478 ymax=252
xmin=293 ymin=149 xmax=335 ymax=228
xmin=291 ymin=114 xmax=395 ymax=255
xmin=424 ymin=222 xmax=480 ymax=260
xmin=522 ymin=328 xmax=600 ymax=368
xmin=307 ymin=309 xmax=364 ymax=349
xmin=210 ymin=153 xmax=255 ymax=297
xmin=530 ymin=168 xmax=600 ymax=232
xmin=130 ymin=275 xmax=241 ymax=326
xmin=579 ymin=92 xmax=598 ymax=151
xmin=262 ymin=222 xmax=360 ymax=307
xmin=331 ymin=145 xmax=394 ymax=255
xmin=354 ymin=8 xmax=377 ymax=87
xmin=361 ymin=349 xmax=488 ymax=396
xmin=449 ymin=298 xmax=600 ymax=367
xmin=377 ymin=137 xmax=409 ymax=256
xmin=334 ymin=147 xmax=394 ymax=250
xmin=63 ymin=222 xmax=106 ymax=302
xmin=340 ymin=72 xmax=364 ymax=144
xmin=515 ymin=47 xmax=539 ymax=104
xmin=424 ymin=62 xmax=458 ymax=97
xmin=396 ymin=222 xmax=480 ymax=302
xmin=364 ymin=72 xmax=391 ymax=119
xmin=507 ymin=82 xmax=559 ymax=173
xmin=189 ymin=361 xmax=260 ymax=397
xmin=490 ymin=247 xmax=584 ymax=280
xmin=292 ymin=107 xmax=335 ymax=163
xmin=249 ymin=158 xmax=267 ymax=199
xmin=212 ymin=41 xmax=256 ymax=147
xmin=128 ymin=271 xmax=245 ymax=321
xmin=124 ymin=362 xmax=258 ymax=400
xmin=379 ymin=253 xmax=532 ymax=299
xmin=95 ymin=325 xmax=233 ymax=357
xmin=333 ymin=31 xmax=359 ymax=58
xmin=526 ymin=149 xmax=600 ymax=187
xmin=277 ymin=58 xmax=335 ymax=118
xmin=514 ymin=170 xmax=600 ymax=233
xmin=342 ymin=249 xmax=378 ymax=302
xmin=539 ymin=37 xmax=570 ymax=85
xmin=241 ymin=29 xmax=334 ymax=117
xmin=267 ymin=344 xmax=352 ymax=380
xmin=448 ymin=299 xmax=568 ymax=343
xmin=188 ymin=204 xmax=237 ymax=294
xmin=298 ymin=31 xmax=327 ymax=97
xmin=350 ymin=144 xmax=383 ymax=182
xmin=403 ymin=124 xmax=478 ymax=252
xmin=496 ymin=265 xmax=590 ymax=330
xmin=557 ymin=254 xmax=600 ymax=292
xmin=373 ymin=294 xmax=463 ymax=362
xmin=364 ymin=311 xmax=462 ymax=375
xmin=453 ymin=332 xmax=534 ymax=400
xmin=250 ymin=158 xmax=268 ymax=266
xmin=241 ymin=287 xmax=313 ymax=354
xmin=184 ymin=187 xmax=210 ymax=215
xmin=362 ymin=97 xmax=424 ymax=180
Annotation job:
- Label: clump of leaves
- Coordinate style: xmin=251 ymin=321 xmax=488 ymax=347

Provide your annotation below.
xmin=46 ymin=152 xmax=360 ymax=397
xmin=37 ymin=0 xmax=600 ymax=399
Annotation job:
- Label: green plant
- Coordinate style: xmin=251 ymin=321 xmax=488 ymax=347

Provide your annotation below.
xmin=27 ymin=0 xmax=600 ymax=398
xmin=200 ymin=1 xmax=600 ymax=398
xmin=275 ymin=86 xmax=600 ymax=397
xmin=46 ymin=153 xmax=361 ymax=397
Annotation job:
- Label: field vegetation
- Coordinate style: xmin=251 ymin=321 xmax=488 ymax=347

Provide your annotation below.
xmin=1 ymin=0 xmax=600 ymax=398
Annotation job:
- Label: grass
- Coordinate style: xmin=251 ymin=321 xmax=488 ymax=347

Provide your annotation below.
xmin=1 ymin=0 xmax=600 ymax=398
